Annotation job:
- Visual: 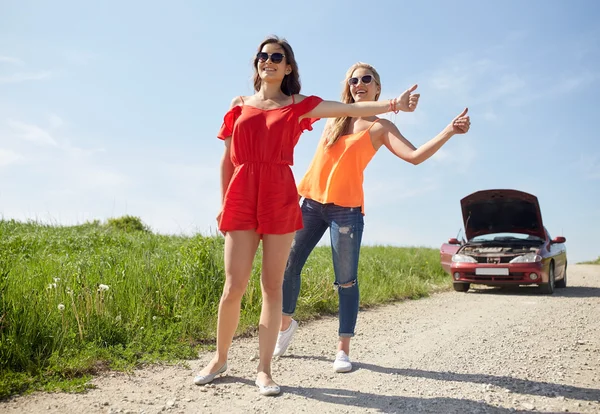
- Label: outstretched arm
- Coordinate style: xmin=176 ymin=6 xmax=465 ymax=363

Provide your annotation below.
xmin=379 ymin=108 xmax=471 ymax=165
xmin=304 ymin=85 xmax=420 ymax=119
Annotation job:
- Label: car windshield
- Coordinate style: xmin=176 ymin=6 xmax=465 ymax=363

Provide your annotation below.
xmin=471 ymin=232 xmax=543 ymax=242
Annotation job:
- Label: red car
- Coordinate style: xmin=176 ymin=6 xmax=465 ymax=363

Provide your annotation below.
xmin=440 ymin=189 xmax=567 ymax=294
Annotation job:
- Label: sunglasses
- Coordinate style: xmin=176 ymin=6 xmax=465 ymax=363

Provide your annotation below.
xmin=348 ymin=75 xmax=374 ymax=86
xmin=256 ymin=52 xmax=286 ymax=64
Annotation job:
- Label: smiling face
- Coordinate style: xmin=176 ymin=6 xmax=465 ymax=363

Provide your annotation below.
xmin=256 ymin=43 xmax=292 ymax=84
xmin=348 ymin=67 xmax=381 ymax=102
xmin=252 ymin=36 xmax=301 ymax=96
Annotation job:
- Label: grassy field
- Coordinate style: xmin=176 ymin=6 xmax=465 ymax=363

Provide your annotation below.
xmin=0 ymin=217 xmax=450 ymax=399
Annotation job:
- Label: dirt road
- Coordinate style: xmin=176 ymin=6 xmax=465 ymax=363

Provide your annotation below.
xmin=3 ymin=264 xmax=600 ymax=413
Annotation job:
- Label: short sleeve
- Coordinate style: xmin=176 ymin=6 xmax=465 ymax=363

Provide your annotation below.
xmin=295 ymin=95 xmax=323 ymax=132
xmin=217 ymin=105 xmax=242 ymax=140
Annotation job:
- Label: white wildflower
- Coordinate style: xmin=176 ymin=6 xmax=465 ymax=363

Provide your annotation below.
xmin=53 ymin=277 xmax=60 ymax=282
xmin=66 ymin=289 xmax=73 ymax=295
xmin=115 ymin=315 xmax=122 ymax=322
xmin=47 ymin=283 xmax=57 ymax=289
xmin=57 ymin=303 xmax=65 ymax=311
xmin=152 ymin=316 xmax=157 ymax=321
xmin=98 ymin=284 xmax=110 ymax=292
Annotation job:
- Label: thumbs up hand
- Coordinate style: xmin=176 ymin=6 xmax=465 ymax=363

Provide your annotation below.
xmin=394 ymin=84 xmax=420 ymax=112
xmin=449 ymin=108 xmax=471 ymax=134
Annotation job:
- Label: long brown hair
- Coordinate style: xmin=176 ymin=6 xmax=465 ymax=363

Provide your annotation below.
xmin=324 ymin=62 xmax=381 ymax=149
xmin=253 ymin=36 xmax=301 ymax=96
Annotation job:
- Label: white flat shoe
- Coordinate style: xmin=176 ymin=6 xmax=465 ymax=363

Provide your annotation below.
xmin=193 ymin=362 xmax=227 ymax=385
xmin=255 ymin=380 xmax=281 ymax=396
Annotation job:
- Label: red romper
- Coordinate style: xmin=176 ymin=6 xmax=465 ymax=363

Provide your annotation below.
xmin=217 ymin=95 xmax=323 ymax=234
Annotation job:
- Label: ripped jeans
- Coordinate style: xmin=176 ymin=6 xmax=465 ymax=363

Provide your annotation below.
xmin=282 ymin=198 xmax=364 ymax=337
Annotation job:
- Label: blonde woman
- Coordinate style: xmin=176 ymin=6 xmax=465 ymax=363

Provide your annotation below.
xmin=274 ymin=62 xmax=471 ymax=372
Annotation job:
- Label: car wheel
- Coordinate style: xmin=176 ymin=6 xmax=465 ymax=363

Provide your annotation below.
xmin=555 ymin=262 xmax=567 ymax=288
xmin=539 ymin=262 xmax=555 ymax=294
xmin=453 ymin=283 xmax=470 ymax=292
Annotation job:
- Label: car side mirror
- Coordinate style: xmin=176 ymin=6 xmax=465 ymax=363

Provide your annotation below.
xmin=448 ymin=238 xmax=461 ymax=245
xmin=551 ymin=236 xmax=566 ymax=244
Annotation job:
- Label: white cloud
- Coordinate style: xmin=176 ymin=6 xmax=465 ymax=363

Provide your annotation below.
xmin=0 ymin=71 xmax=52 ymax=84
xmin=430 ymin=58 xmax=497 ymax=95
xmin=427 ymin=46 xmax=597 ymax=109
xmin=431 ymin=149 xmax=449 ymax=162
xmin=429 ymin=139 xmax=477 ymax=174
xmin=0 ymin=155 xmax=218 ymax=237
xmin=555 ymin=72 xmax=597 ymax=93
xmin=0 ymin=148 xmax=23 ymax=167
xmin=510 ymin=71 xmax=598 ymax=107
xmin=482 ymin=73 xmax=527 ymax=104
xmin=62 ymin=142 xmax=105 ymax=158
xmin=5 ymin=117 xmax=105 ymax=160
xmin=428 ymin=57 xmax=529 ymax=107
xmin=0 ymin=56 xmax=23 ymax=65
xmin=47 ymin=114 xmax=64 ymax=129
xmin=431 ymin=69 xmax=469 ymax=92
xmin=162 ymin=162 xmax=215 ymax=184
xmin=0 ymin=113 xmax=219 ymax=235
xmin=7 ymin=120 xmax=58 ymax=146
xmin=365 ymin=176 xmax=439 ymax=208
xmin=0 ymin=56 xmax=52 ymax=83
xmin=79 ymin=167 xmax=130 ymax=188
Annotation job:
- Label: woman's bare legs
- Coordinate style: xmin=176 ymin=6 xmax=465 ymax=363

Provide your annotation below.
xmin=197 ymin=230 xmax=260 ymax=376
xmin=256 ymin=232 xmax=295 ymax=387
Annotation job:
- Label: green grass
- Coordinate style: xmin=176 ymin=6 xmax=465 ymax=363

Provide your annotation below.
xmin=0 ymin=217 xmax=450 ymax=399
xmin=580 ymin=256 xmax=600 ymax=264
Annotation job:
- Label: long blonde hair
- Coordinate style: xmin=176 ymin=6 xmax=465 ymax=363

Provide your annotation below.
xmin=324 ymin=62 xmax=381 ymax=149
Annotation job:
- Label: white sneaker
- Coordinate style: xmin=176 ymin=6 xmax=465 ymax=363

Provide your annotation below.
xmin=333 ymin=351 xmax=352 ymax=373
xmin=273 ymin=319 xmax=298 ymax=357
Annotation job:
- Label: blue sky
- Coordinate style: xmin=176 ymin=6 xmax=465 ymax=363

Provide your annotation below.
xmin=1 ymin=1 xmax=598 ymax=263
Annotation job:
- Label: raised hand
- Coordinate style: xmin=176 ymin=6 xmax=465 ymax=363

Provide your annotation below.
xmin=450 ymin=108 xmax=471 ymax=134
xmin=395 ymin=84 xmax=420 ymax=112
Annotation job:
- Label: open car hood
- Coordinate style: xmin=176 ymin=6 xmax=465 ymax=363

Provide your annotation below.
xmin=461 ymin=189 xmax=546 ymax=240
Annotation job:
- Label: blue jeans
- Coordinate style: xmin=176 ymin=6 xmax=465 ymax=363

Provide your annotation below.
xmin=282 ymin=198 xmax=364 ymax=337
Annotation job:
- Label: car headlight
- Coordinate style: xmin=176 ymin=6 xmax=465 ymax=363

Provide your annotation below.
xmin=509 ymin=253 xmax=542 ymax=263
xmin=452 ymin=254 xmax=477 ymax=263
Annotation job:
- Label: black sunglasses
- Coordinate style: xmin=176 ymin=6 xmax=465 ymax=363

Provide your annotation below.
xmin=256 ymin=52 xmax=285 ymax=64
xmin=348 ymin=75 xmax=374 ymax=86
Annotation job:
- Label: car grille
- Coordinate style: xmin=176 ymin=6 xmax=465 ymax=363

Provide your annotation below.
xmin=463 ymin=272 xmax=526 ymax=282
xmin=475 ymin=256 xmax=514 ymax=264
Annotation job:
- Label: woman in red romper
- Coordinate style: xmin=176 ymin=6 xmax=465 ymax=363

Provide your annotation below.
xmin=194 ymin=36 xmax=421 ymax=396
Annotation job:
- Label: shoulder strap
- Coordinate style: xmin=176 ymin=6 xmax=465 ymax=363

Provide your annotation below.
xmin=366 ymin=118 xmax=380 ymax=132
xmin=291 ymin=94 xmax=296 ymax=104
xmin=239 ymin=96 xmax=245 ymax=104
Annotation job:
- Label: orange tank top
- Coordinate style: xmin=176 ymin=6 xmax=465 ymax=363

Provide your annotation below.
xmin=297 ymin=120 xmax=378 ymax=214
